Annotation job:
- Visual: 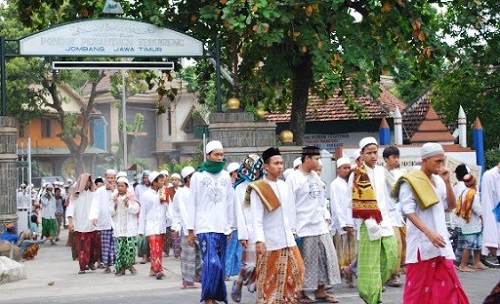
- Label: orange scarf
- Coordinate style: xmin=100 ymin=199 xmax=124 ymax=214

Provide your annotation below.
xmin=352 ymin=165 xmax=383 ymax=224
xmin=455 ymin=188 xmax=476 ymax=223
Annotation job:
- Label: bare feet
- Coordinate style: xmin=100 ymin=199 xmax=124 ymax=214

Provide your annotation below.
xmin=457 ymin=266 xmax=476 ymax=272
xmin=472 ymin=263 xmax=488 ymax=270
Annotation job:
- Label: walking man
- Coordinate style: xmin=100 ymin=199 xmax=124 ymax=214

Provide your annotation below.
xmin=187 ymin=140 xmax=235 ymax=304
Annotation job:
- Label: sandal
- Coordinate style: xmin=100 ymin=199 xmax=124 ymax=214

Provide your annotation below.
xmin=298 ymin=295 xmax=315 ymax=303
xmin=315 ymin=295 xmax=339 ymax=303
xmin=231 ymin=281 xmax=242 ymax=303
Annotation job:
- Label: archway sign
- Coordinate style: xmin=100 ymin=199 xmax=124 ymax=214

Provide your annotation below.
xmin=0 ymin=18 xmax=223 ymax=115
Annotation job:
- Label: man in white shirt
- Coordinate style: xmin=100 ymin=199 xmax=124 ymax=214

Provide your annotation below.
xmin=135 ymin=170 xmax=151 ymax=264
xmin=382 ymin=146 xmax=405 ymax=287
xmin=347 ymin=137 xmax=396 ymax=304
xmin=186 ymin=140 xmax=235 ymax=304
xmin=89 ymin=169 xmax=117 ymax=273
xmin=171 ymin=166 xmax=201 ymax=289
xmin=396 ymin=142 xmax=468 ymax=303
xmin=40 ymin=183 xmax=57 ymax=245
xmin=138 ymin=171 xmax=168 ymax=280
xmin=287 ymin=146 xmax=340 ymax=303
xmin=481 ymin=162 xmax=500 ymax=266
xmin=330 ymin=157 xmax=356 ymax=288
xmin=250 ymin=147 xmax=304 ymax=303
xmin=66 ymin=173 xmax=98 ymax=274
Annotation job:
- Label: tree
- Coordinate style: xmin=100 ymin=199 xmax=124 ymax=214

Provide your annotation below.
xmin=15 ymin=1 xmax=452 ymax=145
xmin=432 ymin=1 xmax=500 ymax=150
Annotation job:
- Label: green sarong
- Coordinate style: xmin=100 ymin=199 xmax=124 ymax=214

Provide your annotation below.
xmin=115 ymin=237 xmax=137 ymax=270
xmin=137 ymin=235 xmax=149 ymax=257
xmin=357 ymin=223 xmax=397 ymax=304
xmin=41 ymin=218 xmax=57 ymax=238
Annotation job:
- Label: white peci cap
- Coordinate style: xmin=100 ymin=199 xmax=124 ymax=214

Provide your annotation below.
xmin=336 ymin=157 xmax=351 ymax=168
xmin=181 ymin=166 xmax=196 ymax=179
xmin=205 ymin=140 xmax=223 ymax=154
xmin=226 ymin=162 xmax=240 ymax=173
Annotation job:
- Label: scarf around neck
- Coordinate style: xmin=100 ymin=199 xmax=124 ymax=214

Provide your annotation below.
xmin=198 ymin=159 xmax=226 ymax=174
xmin=352 ymin=165 xmax=383 ymax=224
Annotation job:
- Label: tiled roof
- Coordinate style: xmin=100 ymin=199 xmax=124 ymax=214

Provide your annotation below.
xmin=265 ymin=86 xmax=407 ymax=123
xmin=402 ymin=91 xmax=454 ymax=143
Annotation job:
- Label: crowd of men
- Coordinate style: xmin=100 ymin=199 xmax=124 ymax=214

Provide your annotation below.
xmin=6 ymin=137 xmax=500 ymax=304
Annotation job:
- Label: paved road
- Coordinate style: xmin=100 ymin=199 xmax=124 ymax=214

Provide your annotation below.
xmin=1 ymin=230 xmax=498 ymax=303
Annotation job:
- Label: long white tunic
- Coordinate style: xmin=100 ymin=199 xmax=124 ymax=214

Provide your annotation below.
xmin=329 ymin=177 xmax=350 ymax=235
xmin=384 ymin=167 xmax=405 ymax=227
xmin=251 ymin=177 xmax=296 ymax=251
xmin=40 ymin=193 xmax=56 ymax=219
xmin=65 ymin=191 xmax=95 ymax=233
xmin=235 ymin=181 xmax=253 ymax=243
xmin=17 ymin=191 xmax=31 ymax=209
xmin=480 ymin=166 xmax=500 ymax=256
xmin=89 ymin=186 xmax=114 ymax=230
xmin=347 ymin=164 xmax=395 ymax=239
xmin=110 ymin=193 xmax=140 ymax=238
xmin=186 ymin=170 xmax=235 ymax=235
xmin=286 ymin=169 xmax=330 ymax=237
xmin=399 ymin=174 xmax=455 ymax=263
xmin=138 ymin=187 xmax=167 ymax=236
xmin=171 ymin=187 xmax=190 ymax=235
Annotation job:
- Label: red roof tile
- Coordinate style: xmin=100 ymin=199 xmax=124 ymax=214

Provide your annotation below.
xmin=265 ymin=85 xmax=406 ymax=123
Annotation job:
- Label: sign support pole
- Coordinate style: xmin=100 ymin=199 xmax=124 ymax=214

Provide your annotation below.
xmin=1 ymin=37 xmax=6 ymax=116
xmin=215 ymin=35 xmax=222 ymax=113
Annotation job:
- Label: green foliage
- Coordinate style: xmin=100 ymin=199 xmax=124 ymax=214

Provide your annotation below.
xmin=159 ymin=158 xmax=201 ymax=176
xmin=485 ymin=150 xmax=500 ymax=170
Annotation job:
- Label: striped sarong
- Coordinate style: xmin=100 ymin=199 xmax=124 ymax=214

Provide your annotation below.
xmin=99 ymin=229 xmax=116 ymax=267
xmin=181 ymin=235 xmax=202 ymax=284
xmin=198 ymin=232 xmax=227 ymax=303
xmin=256 ymin=246 xmax=304 ymax=303
xmin=148 ymin=234 xmax=165 ymax=274
xmin=225 ymin=230 xmax=243 ymax=277
xmin=299 ymin=233 xmax=341 ymax=290
xmin=357 ymin=223 xmax=397 ymax=304
xmin=115 ymin=236 xmax=137 ymax=271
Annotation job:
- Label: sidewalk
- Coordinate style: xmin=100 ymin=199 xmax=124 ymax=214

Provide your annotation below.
xmin=0 ymin=229 xmax=192 ymax=302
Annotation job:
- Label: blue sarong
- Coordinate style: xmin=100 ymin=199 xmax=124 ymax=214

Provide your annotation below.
xmin=198 ymin=232 xmax=228 ymax=303
xmin=225 ymin=230 xmax=242 ymax=277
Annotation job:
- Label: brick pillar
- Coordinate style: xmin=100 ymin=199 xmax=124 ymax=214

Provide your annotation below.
xmin=0 ymin=116 xmax=18 ymax=232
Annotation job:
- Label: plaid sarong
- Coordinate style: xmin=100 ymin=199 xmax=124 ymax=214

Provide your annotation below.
xmin=357 ymin=223 xmax=397 ymax=304
xmin=99 ymin=229 xmax=116 ymax=267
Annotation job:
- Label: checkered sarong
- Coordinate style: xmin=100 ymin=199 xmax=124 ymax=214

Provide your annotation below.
xmin=100 ymin=229 xmax=116 ymax=267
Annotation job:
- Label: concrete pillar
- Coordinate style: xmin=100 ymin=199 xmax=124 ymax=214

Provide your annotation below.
xmin=394 ymin=106 xmax=403 ymax=145
xmin=458 ymin=105 xmax=467 ymax=148
xmin=0 ymin=116 xmax=18 ymax=232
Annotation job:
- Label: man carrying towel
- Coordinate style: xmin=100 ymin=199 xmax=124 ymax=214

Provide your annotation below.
xmin=394 ymin=142 xmax=468 ymax=304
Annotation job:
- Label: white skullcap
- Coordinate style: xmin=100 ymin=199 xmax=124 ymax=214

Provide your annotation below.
xmin=20 ymin=183 xmax=26 ymax=187
xmin=105 ymin=169 xmax=117 ymax=176
xmin=293 ymin=157 xmax=302 ymax=169
xmin=149 ymin=171 xmax=160 ymax=183
xmin=116 ymin=171 xmax=127 ymax=178
xmin=359 ymin=137 xmax=378 ymax=150
xmin=283 ymin=168 xmax=294 ymax=180
xmin=160 ymin=170 xmax=169 ymax=177
xmin=46 ymin=183 xmax=54 ymax=188
xmin=171 ymin=173 xmax=181 ymax=180
xmin=116 ymin=177 xmax=129 ymax=185
xmin=336 ymin=157 xmax=351 ymax=168
xmin=420 ymin=142 xmax=444 ymax=159
xmin=181 ymin=166 xmax=196 ymax=179
xmin=205 ymin=140 xmax=223 ymax=154
xmin=226 ymin=162 xmax=240 ymax=173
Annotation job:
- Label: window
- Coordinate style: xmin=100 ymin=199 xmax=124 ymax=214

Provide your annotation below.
xmin=18 ymin=126 xmax=26 ymax=138
xmin=41 ymin=117 xmax=52 ymax=138
xmin=183 ymin=115 xmax=194 ymax=134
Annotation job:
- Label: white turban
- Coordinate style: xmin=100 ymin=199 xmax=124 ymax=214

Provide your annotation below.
xmin=359 ymin=137 xmax=378 ymax=150
xmin=420 ymin=143 xmax=444 ymax=159
xmin=205 ymin=140 xmax=223 ymax=154
xmin=336 ymin=157 xmax=351 ymax=168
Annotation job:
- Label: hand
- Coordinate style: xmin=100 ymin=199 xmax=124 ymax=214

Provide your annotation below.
xmin=425 ymin=230 xmax=446 ymax=248
xmin=239 ymin=240 xmax=248 ymax=249
xmin=437 ymin=167 xmax=451 ymax=183
xmin=325 ymin=219 xmax=332 ymax=225
xmin=256 ymin=242 xmax=266 ymax=255
xmin=187 ymin=231 xmax=196 ymax=247
xmin=172 ymin=230 xmax=179 ymax=238
xmin=68 ymin=223 xmax=74 ymax=231
xmin=487 ymin=246 xmax=497 ymax=255
xmin=344 ymin=226 xmax=355 ymax=236
xmin=92 ymin=219 xmax=98 ymax=227
xmin=227 ymin=232 xmax=233 ymax=241
xmin=124 ymin=198 xmax=129 ymax=208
